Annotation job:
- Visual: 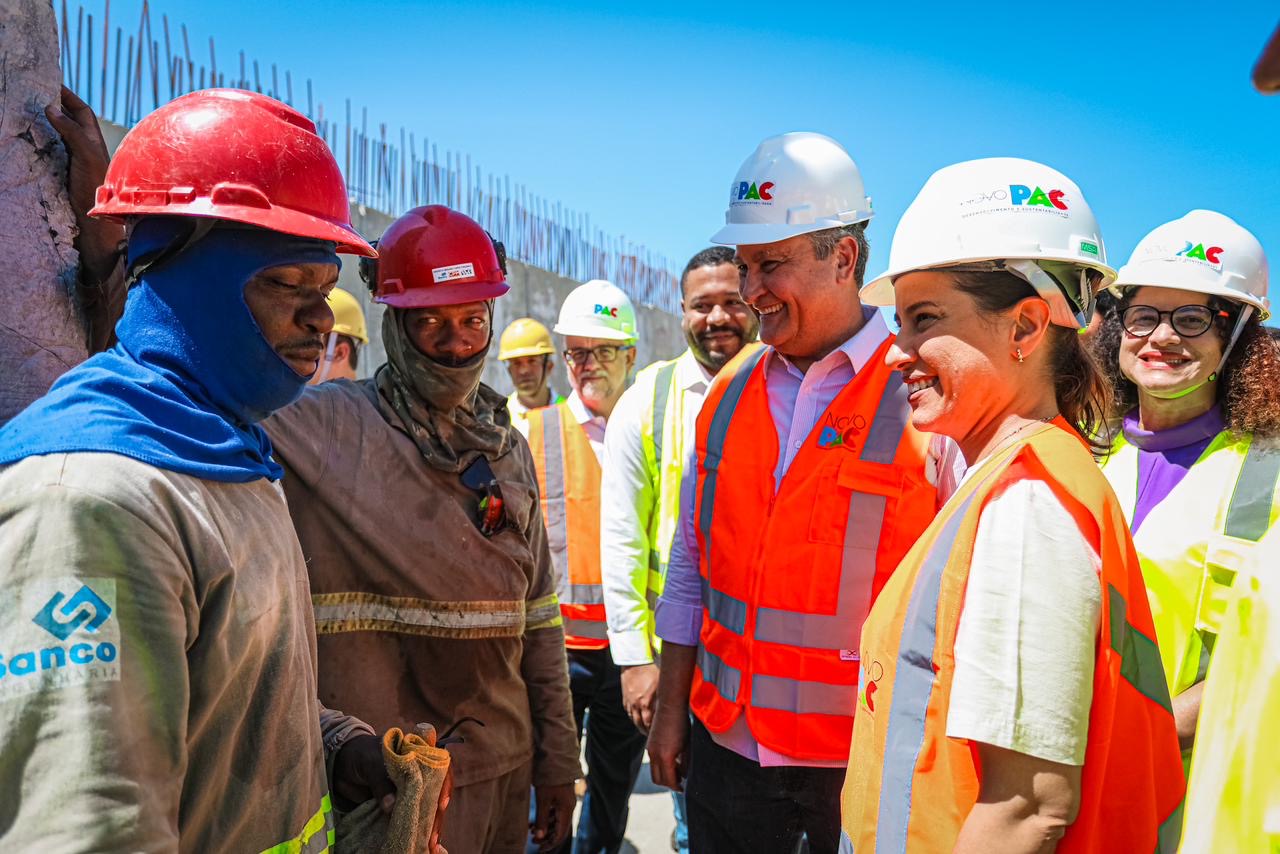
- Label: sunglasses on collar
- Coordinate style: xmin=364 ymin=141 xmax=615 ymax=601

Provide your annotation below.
xmin=461 ymin=456 xmax=508 ymax=537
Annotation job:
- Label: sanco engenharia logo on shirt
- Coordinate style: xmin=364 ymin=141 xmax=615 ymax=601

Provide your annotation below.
xmin=0 ymin=579 xmax=121 ymax=700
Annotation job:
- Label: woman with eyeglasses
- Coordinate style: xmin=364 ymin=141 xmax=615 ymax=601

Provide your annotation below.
xmin=1091 ymin=209 xmax=1280 ymax=771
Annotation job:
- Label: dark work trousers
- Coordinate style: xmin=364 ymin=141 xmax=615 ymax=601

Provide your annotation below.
xmin=539 ymin=647 xmax=646 ymax=854
xmin=685 ymin=718 xmax=845 ymax=854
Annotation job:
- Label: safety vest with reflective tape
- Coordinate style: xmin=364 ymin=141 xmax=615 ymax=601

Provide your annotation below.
xmin=1101 ymin=431 xmax=1280 ymax=705
xmin=527 ymin=402 xmax=608 ymax=650
xmin=1180 ymin=561 xmax=1280 ymax=854
xmin=691 ymin=339 xmax=937 ymax=762
xmin=842 ymin=423 xmax=1186 ymax=854
xmin=259 ymin=794 xmax=333 ymax=854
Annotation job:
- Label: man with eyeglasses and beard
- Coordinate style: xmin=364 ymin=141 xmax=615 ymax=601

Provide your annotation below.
xmin=263 ymin=205 xmax=582 ymax=854
xmin=597 ymin=247 xmax=760 ymax=852
xmin=520 ymin=279 xmax=647 ymax=853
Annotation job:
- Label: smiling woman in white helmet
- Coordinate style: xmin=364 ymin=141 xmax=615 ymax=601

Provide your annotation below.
xmin=840 ymin=158 xmax=1184 ymax=854
xmin=1089 ymin=209 xmax=1280 ymax=774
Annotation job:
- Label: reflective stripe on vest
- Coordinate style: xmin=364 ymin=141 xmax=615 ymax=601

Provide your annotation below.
xmin=697 ymin=347 xmax=766 ymax=575
xmin=651 ymin=361 xmax=677 ymax=474
xmin=528 ymin=402 xmax=607 ymax=648
xmin=258 ymin=794 xmax=333 ymax=854
xmin=876 ymin=480 xmax=981 ymax=850
xmin=1224 ymin=439 xmax=1280 ymax=541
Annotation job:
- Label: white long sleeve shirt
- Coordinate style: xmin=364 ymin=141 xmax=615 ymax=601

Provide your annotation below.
xmin=600 ymin=349 xmax=712 ymax=666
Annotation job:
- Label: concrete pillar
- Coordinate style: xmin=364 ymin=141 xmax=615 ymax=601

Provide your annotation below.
xmin=0 ymin=0 xmax=88 ymax=424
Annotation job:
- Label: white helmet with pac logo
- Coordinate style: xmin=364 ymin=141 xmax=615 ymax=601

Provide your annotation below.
xmin=860 ymin=157 xmax=1115 ymax=330
xmin=553 ymin=279 xmax=638 ymax=342
xmin=710 ymin=132 xmax=873 ymax=246
xmin=1112 ymin=210 xmax=1270 ymax=320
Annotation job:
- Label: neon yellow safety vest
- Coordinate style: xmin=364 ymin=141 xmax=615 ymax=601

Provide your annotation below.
xmin=634 ymin=349 xmax=714 ymax=653
xmin=1179 ymin=560 xmax=1280 ymax=853
xmin=1102 ymin=429 xmax=1280 ymax=738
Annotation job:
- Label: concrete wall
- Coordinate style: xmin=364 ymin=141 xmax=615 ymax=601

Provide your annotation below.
xmin=100 ymin=120 xmax=687 ymax=398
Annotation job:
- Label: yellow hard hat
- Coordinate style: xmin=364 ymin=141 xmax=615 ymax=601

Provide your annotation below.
xmin=499 ymin=317 xmax=555 ymax=360
xmin=327 ymin=287 xmax=368 ymax=344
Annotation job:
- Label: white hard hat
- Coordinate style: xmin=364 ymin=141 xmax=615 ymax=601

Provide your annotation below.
xmin=1112 ymin=210 xmax=1270 ymax=321
xmin=861 ymin=157 xmax=1115 ymax=330
xmin=710 ymin=132 xmax=873 ymax=246
xmin=553 ymin=279 xmax=638 ymax=342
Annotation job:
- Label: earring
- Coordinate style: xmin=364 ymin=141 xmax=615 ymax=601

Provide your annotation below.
xmin=1016 ymin=348 xmax=1024 ymax=363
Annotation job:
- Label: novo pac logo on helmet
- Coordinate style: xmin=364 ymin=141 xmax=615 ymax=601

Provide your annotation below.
xmin=1176 ymin=241 xmax=1225 ymax=268
xmin=735 ymin=181 xmax=775 ymax=202
xmin=1009 ymin=184 xmax=1068 ymax=210
xmin=594 ymin=304 xmax=619 ymax=318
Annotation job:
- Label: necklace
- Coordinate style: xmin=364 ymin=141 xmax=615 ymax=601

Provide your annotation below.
xmin=993 ymin=413 xmax=1058 ymax=451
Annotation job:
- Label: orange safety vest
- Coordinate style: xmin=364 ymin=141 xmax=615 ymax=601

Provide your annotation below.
xmin=842 ymin=422 xmax=1186 ymax=854
xmin=691 ymin=340 xmax=938 ymax=762
xmin=526 ymin=402 xmax=608 ymax=650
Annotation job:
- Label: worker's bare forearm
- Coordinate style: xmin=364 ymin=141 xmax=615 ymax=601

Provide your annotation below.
xmin=654 ymin=640 xmax=697 ymax=713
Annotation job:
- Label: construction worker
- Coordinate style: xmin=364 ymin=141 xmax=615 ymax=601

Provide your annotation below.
xmin=263 ymin=204 xmax=581 ymax=854
xmin=0 ymin=89 xmax=413 ymax=851
xmin=310 ymin=286 xmax=369 ymax=384
xmin=1091 ymin=211 xmax=1279 ymax=771
xmin=1178 ymin=37 xmax=1280 ymax=852
xmin=841 ymin=158 xmax=1184 ymax=852
xmin=523 ymin=279 xmax=646 ymax=853
xmin=599 ymin=245 xmax=759 ymax=853
xmin=499 ymin=317 xmax=563 ymax=422
xmin=647 ymin=132 xmax=944 ymax=854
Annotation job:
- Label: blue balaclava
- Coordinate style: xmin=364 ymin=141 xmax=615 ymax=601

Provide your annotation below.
xmin=0 ymin=217 xmax=340 ymax=482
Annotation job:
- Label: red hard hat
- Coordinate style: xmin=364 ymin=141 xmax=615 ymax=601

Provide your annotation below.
xmin=90 ymin=88 xmax=374 ymax=257
xmin=372 ymin=205 xmax=510 ymax=308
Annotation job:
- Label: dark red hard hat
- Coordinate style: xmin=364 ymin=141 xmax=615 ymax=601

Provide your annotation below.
xmin=90 ymin=88 xmax=374 ymax=257
xmin=373 ymin=205 xmax=510 ymax=308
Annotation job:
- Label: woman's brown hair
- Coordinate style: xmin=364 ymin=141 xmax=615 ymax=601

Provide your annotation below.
xmin=950 ymin=269 xmax=1112 ymax=454
xmin=1089 ymin=290 xmax=1280 ymax=439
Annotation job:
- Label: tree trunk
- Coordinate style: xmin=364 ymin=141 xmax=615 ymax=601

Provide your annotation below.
xmin=0 ymin=0 xmax=87 ymax=425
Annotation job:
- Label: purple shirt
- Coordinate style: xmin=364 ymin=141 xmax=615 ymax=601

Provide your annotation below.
xmin=1124 ymin=405 xmax=1225 ymax=533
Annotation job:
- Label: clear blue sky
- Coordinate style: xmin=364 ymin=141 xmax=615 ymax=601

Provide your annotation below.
xmin=65 ymin=0 xmax=1280 ymax=307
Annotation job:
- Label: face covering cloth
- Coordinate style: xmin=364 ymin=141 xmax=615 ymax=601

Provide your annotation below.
xmin=0 ymin=217 xmax=340 ymax=482
xmin=374 ymin=304 xmax=515 ymax=473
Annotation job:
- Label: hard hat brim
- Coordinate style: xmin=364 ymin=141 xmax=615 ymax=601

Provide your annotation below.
xmin=1109 ymin=276 xmax=1271 ymax=321
xmin=330 ymin=324 xmax=369 ymax=344
xmin=499 ymin=345 xmax=556 ymax=360
xmin=89 ymin=201 xmax=377 ymax=258
xmin=710 ymin=212 xmax=874 ymax=247
xmin=377 ymin=279 xmax=510 ymax=308
xmin=861 ymin=255 xmax=1117 ymax=307
xmin=551 ymin=321 xmax=636 ymax=342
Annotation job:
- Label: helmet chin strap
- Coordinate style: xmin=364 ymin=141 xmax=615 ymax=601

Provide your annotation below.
xmin=315 ymin=331 xmax=339 ymax=383
xmin=1157 ymin=304 xmax=1254 ymax=400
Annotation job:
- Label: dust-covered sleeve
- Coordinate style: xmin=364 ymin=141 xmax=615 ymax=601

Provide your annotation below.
xmin=261 ymin=383 xmax=338 ymax=486
xmin=0 ymin=477 xmax=197 ymax=852
xmin=514 ymin=439 xmax=583 ymax=787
